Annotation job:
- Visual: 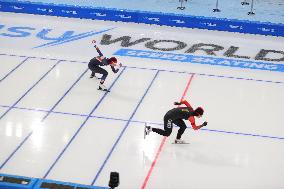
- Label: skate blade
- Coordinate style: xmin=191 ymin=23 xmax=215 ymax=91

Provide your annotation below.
xmin=98 ymin=88 xmax=110 ymax=92
xmin=144 ymin=126 xmax=147 ymax=139
xmin=144 ymin=123 xmax=150 ymax=139
xmin=171 ymin=142 xmax=190 ymax=144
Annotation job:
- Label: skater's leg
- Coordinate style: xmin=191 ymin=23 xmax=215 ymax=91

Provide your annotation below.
xmin=90 ymin=65 xmax=108 ymax=81
xmin=151 ymin=128 xmax=172 ymax=136
xmin=97 ymin=68 xmax=108 ymax=90
xmin=91 ymin=66 xmax=108 ymax=90
xmin=152 ymin=117 xmax=173 ymax=137
xmin=99 ymin=68 xmax=108 ymax=82
xmin=173 ymin=119 xmax=187 ymax=140
xmin=88 ymin=59 xmax=98 ymax=78
xmin=90 ymin=71 xmax=96 ymax=78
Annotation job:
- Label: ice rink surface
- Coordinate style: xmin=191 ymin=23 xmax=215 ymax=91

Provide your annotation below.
xmin=0 ymin=12 xmax=284 ymax=189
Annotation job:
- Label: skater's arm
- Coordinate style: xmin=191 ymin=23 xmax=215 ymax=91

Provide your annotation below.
xmin=94 ymin=45 xmax=104 ymax=56
xmin=181 ymin=100 xmax=193 ymax=109
xmin=110 ymin=65 xmax=119 ymax=73
xmin=110 ymin=63 xmax=122 ymax=73
xmin=188 ymin=117 xmax=203 ymax=130
xmin=92 ymin=40 xmax=104 ymax=56
xmin=174 ymin=100 xmax=191 ymax=107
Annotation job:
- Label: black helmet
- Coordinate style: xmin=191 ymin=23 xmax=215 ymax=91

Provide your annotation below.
xmin=194 ymin=107 xmax=204 ymax=116
xmin=108 ymin=57 xmax=117 ymax=63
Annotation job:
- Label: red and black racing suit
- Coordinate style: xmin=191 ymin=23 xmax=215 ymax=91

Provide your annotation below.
xmin=152 ymin=100 xmax=202 ymax=139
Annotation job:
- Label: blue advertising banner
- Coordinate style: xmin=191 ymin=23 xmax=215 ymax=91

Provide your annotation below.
xmin=114 ymin=49 xmax=284 ymax=73
xmin=0 ymin=0 xmax=283 ymax=37
xmin=0 ymin=173 xmax=109 ymax=189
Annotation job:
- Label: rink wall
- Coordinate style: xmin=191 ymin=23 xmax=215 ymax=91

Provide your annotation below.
xmin=0 ymin=173 xmax=108 ymax=189
xmin=0 ymin=1 xmax=283 ymax=36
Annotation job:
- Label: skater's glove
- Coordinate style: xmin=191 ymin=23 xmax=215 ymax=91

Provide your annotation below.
xmin=116 ymin=63 xmax=122 ymax=69
xmin=174 ymin=102 xmax=182 ymax=105
xmin=92 ymin=40 xmax=98 ymax=48
xmin=201 ymin=121 xmax=208 ymax=127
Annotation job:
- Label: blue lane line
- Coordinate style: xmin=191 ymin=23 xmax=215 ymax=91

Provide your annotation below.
xmin=125 ymin=66 xmax=284 ymax=84
xmin=0 ymin=68 xmax=89 ymax=170
xmin=91 ymin=70 xmax=160 ymax=185
xmin=42 ymin=67 xmax=127 ymax=179
xmin=0 ymin=60 xmax=62 ymax=170
xmin=0 ymin=57 xmax=30 ymax=83
xmin=199 ymin=128 xmax=284 ymax=140
xmin=1 ymin=103 xmax=284 ymax=141
xmin=41 ymin=68 xmax=89 ymax=121
xmin=0 ymin=60 xmax=62 ymax=120
xmin=0 ymin=53 xmax=283 ymax=84
xmin=0 ymin=54 xmax=27 ymax=58
xmin=0 ymin=53 xmax=60 ymax=61
xmin=0 ymin=132 xmax=33 ymax=169
xmin=0 ymin=53 xmax=87 ymax=64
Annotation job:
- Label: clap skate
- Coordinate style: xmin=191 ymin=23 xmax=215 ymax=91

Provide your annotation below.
xmin=98 ymin=83 xmax=110 ymax=92
xmin=144 ymin=123 xmax=152 ymax=139
xmin=90 ymin=73 xmax=98 ymax=79
xmin=172 ymin=139 xmax=189 ymax=144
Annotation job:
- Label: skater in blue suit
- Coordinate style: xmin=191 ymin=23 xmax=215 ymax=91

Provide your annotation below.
xmin=88 ymin=40 xmax=122 ymax=91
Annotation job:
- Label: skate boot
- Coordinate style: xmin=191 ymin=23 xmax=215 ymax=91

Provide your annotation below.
xmin=144 ymin=123 xmax=152 ymax=139
xmin=174 ymin=139 xmax=188 ymax=144
xmin=90 ymin=73 xmax=98 ymax=79
xmin=98 ymin=83 xmax=109 ymax=92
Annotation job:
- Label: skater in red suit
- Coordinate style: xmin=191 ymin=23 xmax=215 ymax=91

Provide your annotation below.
xmin=144 ymin=99 xmax=207 ymax=143
xmin=88 ymin=40 xmax=122 ymax=91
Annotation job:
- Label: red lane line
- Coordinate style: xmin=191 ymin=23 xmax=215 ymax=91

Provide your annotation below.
xmin=140 ymin=136 xmax=167 ymax=189
xmin=180 ymin=74 xmax=194 ymax=101
xmin=140 ymin=73 xmax=195 ymax=189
